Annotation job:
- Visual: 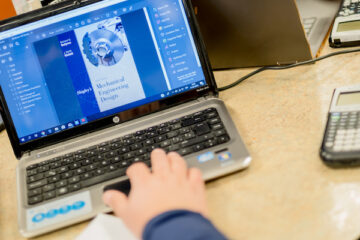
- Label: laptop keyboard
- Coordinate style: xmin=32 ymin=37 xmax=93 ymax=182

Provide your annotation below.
xmin=26 ymin=108 xmax=230 ymax=205
xmin=302 ymin=17 xmax=317 ymax=37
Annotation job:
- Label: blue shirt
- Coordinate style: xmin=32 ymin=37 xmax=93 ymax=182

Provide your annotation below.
xmin=143 ymin=210 xmax=227 ymax=240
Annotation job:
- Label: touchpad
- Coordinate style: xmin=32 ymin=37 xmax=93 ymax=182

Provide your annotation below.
xmin=103 ymin=179 xmax=131 ymax=196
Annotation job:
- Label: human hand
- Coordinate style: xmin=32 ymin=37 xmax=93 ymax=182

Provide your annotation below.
xmin=102 ymin=149 xmax=208 ymax=238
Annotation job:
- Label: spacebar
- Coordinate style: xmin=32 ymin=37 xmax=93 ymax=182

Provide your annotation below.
xmin=82 ymin=169 xmax=127 ymax=188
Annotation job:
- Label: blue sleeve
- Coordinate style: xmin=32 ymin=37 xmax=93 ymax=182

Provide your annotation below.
xmin=142 ymin=210 xmax=227 ymax=240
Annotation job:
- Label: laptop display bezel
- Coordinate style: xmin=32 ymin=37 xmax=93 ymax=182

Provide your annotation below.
xmin=0 ymin=0 xmax=217 ymax=159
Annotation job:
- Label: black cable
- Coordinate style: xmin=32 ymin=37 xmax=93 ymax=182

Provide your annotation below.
xmin=218 ymin=47 xmax=360 ymax=92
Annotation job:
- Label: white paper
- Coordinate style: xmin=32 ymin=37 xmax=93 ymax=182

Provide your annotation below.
xmin=76 ymin=213 xmax=138 ymax=240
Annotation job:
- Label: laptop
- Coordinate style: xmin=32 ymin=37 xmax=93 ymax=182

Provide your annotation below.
xmin=191 ymin=0 xmax=340 ymax=69
xmin=0 ymin=0 xmax=251 ymax=237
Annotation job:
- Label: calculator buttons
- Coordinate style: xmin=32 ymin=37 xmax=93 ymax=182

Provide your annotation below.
xmin=324 ymin=111 xmax=360 ymax=153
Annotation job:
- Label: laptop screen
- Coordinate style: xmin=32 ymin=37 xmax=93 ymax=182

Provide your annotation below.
xmin=0 ymin=0 xmax=207 ymax=144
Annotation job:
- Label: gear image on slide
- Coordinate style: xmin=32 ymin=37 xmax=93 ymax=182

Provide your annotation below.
xmin=82 ymin=17 xmax=128 ymax=67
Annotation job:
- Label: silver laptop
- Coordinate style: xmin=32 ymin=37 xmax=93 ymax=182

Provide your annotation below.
xmin=297 ymin=0 xmax=341 ymax=56
xmin=0 ymin=0 xmax=251 ymax=237
xmin=191 ymin=0 xmax=340 ymax=69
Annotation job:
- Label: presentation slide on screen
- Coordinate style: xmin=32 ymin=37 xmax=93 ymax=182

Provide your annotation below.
xmin=73 ymin=16 xmax=145 ymax=112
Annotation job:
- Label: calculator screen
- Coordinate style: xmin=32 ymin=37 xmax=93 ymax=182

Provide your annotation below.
xmin=337 ymin=92 xmax=360 ymax=106
xmin=337 ymin=20 xmax=360 ymax=32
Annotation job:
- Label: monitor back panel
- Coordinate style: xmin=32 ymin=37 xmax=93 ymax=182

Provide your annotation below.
xmin=191 ymin=0 xmax=313 ymax=69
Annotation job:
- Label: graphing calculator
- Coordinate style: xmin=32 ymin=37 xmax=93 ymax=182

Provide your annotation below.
xmin=321 ymin=85 xmax=360 ymax=166
xmin=330 ymin=0 xmax=360 ymax=47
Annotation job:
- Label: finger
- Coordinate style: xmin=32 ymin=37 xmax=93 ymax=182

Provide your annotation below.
xmin=103 ymin=190 xmax=128 ymax=217
xmin=151 ymin=148 xmax=171 ymax=175
xmin=168 ymin=152 xmax=187 ymax=178
xmin=126 ymin=162 xmax=151 ymax=188
xmin=188 ymin=168 xmax=204 ymax=187
xmin=187 ymin=168 xmax=208 ymax=216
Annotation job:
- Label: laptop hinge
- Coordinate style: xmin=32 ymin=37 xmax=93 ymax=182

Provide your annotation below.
xmin=23 ymin=150 xmax=31 ymax=158
xmin=197 ymin=94 xmax=215 ymax=102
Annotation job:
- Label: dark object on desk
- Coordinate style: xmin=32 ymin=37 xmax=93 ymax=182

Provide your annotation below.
xmin=320 ymin=85 xmax=360 ymax=167
xmin=104 ymin=179 xmax=131 ymax=196
xmin=329 ymin=0 xmax=360 ymax=47
xmin=191 ymin=0 xmax=339 ymax=69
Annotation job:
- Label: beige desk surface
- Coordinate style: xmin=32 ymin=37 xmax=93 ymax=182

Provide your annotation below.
xmin=2 ymin=44 xmax=360 ymax=240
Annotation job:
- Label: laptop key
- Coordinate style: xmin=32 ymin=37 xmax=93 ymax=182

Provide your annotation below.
xmin=110 ymin=142 xmax=122 ymax=150
xmin=27 ymin=169 xmax=38 ymax=176
xmin=69 ymin=162 xmax=81 ymax=170
xmin=204 ymin=108 xmax=216 ymax=113
xmin=193 ymin=143 xmax=205 ymax=152
xmin=48 ymin=175 xmax=60 ymax=183
xmin=217 ymin=134 xmax=230 ymax=144
xmin=56 ymin=180 xmax=67 ymax=188
xmin=111 ymin=156 xmax=122 ymax=163
xmin=167 ymin=131 xmax=178 ymax=138
xmin=42 ymin=184 xmax=55 ymax=192
xmin=179 ymin=147 xmax=193 ymax=156
xmin=82 ymin=158 xmax=93 ymax=166
xmin=211 ymin=123 xmax=224 ymax=130
xmin=81 ymin=168 xmax=127 ymax=188
xmin=182 ymin=117 xmax=195 ymax=127
xmin=82 ymin=172 xmax=93 ymax=180
xmin=50 ymin=161 xmax=61 ymax=169
xmin=43 ymin=190 xmax=56 ymax=200
xmin=69 ymin=183 xmax=82 ymax=192
xmin=118 ymin=146 xmax=130 ymax=154
xmin=206 ymin=111 xmax=218 ymax=119
xmin=184 ymin=132 xmax=196 ymax=140
xmin=193 ymin=123 xmax=211 ymax=136
xmin=28 ymin=188 xmax=42 ymax=197
xmin=107 ymin=164 xmax=118 ymax=171
xmin=57 ymin=166 xmax=68 ymax=173
xmin=28 ymin=195 xmax=43 ymax=205
xmin=26 ymin=164 xmax=38 ymax=170
xmin=44 ymin=170 xmax=57 ymax=178
xmin=214 ymin=129 xmax=226 ymax=137
xmin=168 ymin=144 xmax=181 ymax=152
xmin=179 ymin=127 xmax=190 ymax=134
xmin=57 ymin=187 xmax=68 ymax=196
xmin=204 ymin=139 xmax=217 ymax=148
xmin=27 ymin=173 xmax=44 ymax=183
xmin=181 ymin=135 xmax=207 ymax=148
xmin=69 ymin=176 xmax=80 ymax=184
xmin=61 ymin=171 xmax=73 ymax=179
xmin=124 ymin=152 xmax=135 ymax=160
xmin=160 ymin=140 xmax=171 ymax=148
xmin=133 ymin=156 xmax=143 ymax=163
xmin=142 ymin=153 xmax=151 ymax=161
xmin=158 ymin=127 xmax=170 ymax=134
xmin=95 ymin=168 xmax=107 ymax=176
xmin=171 ymin=122 xmax=182 ymax=130
xmin=38 ymin=165 xmax=50 ymax=172
xmin=119 ymin=160 xmax=129 ymax=168
xmin=28 ymin=179 xmax=48 ymax=189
